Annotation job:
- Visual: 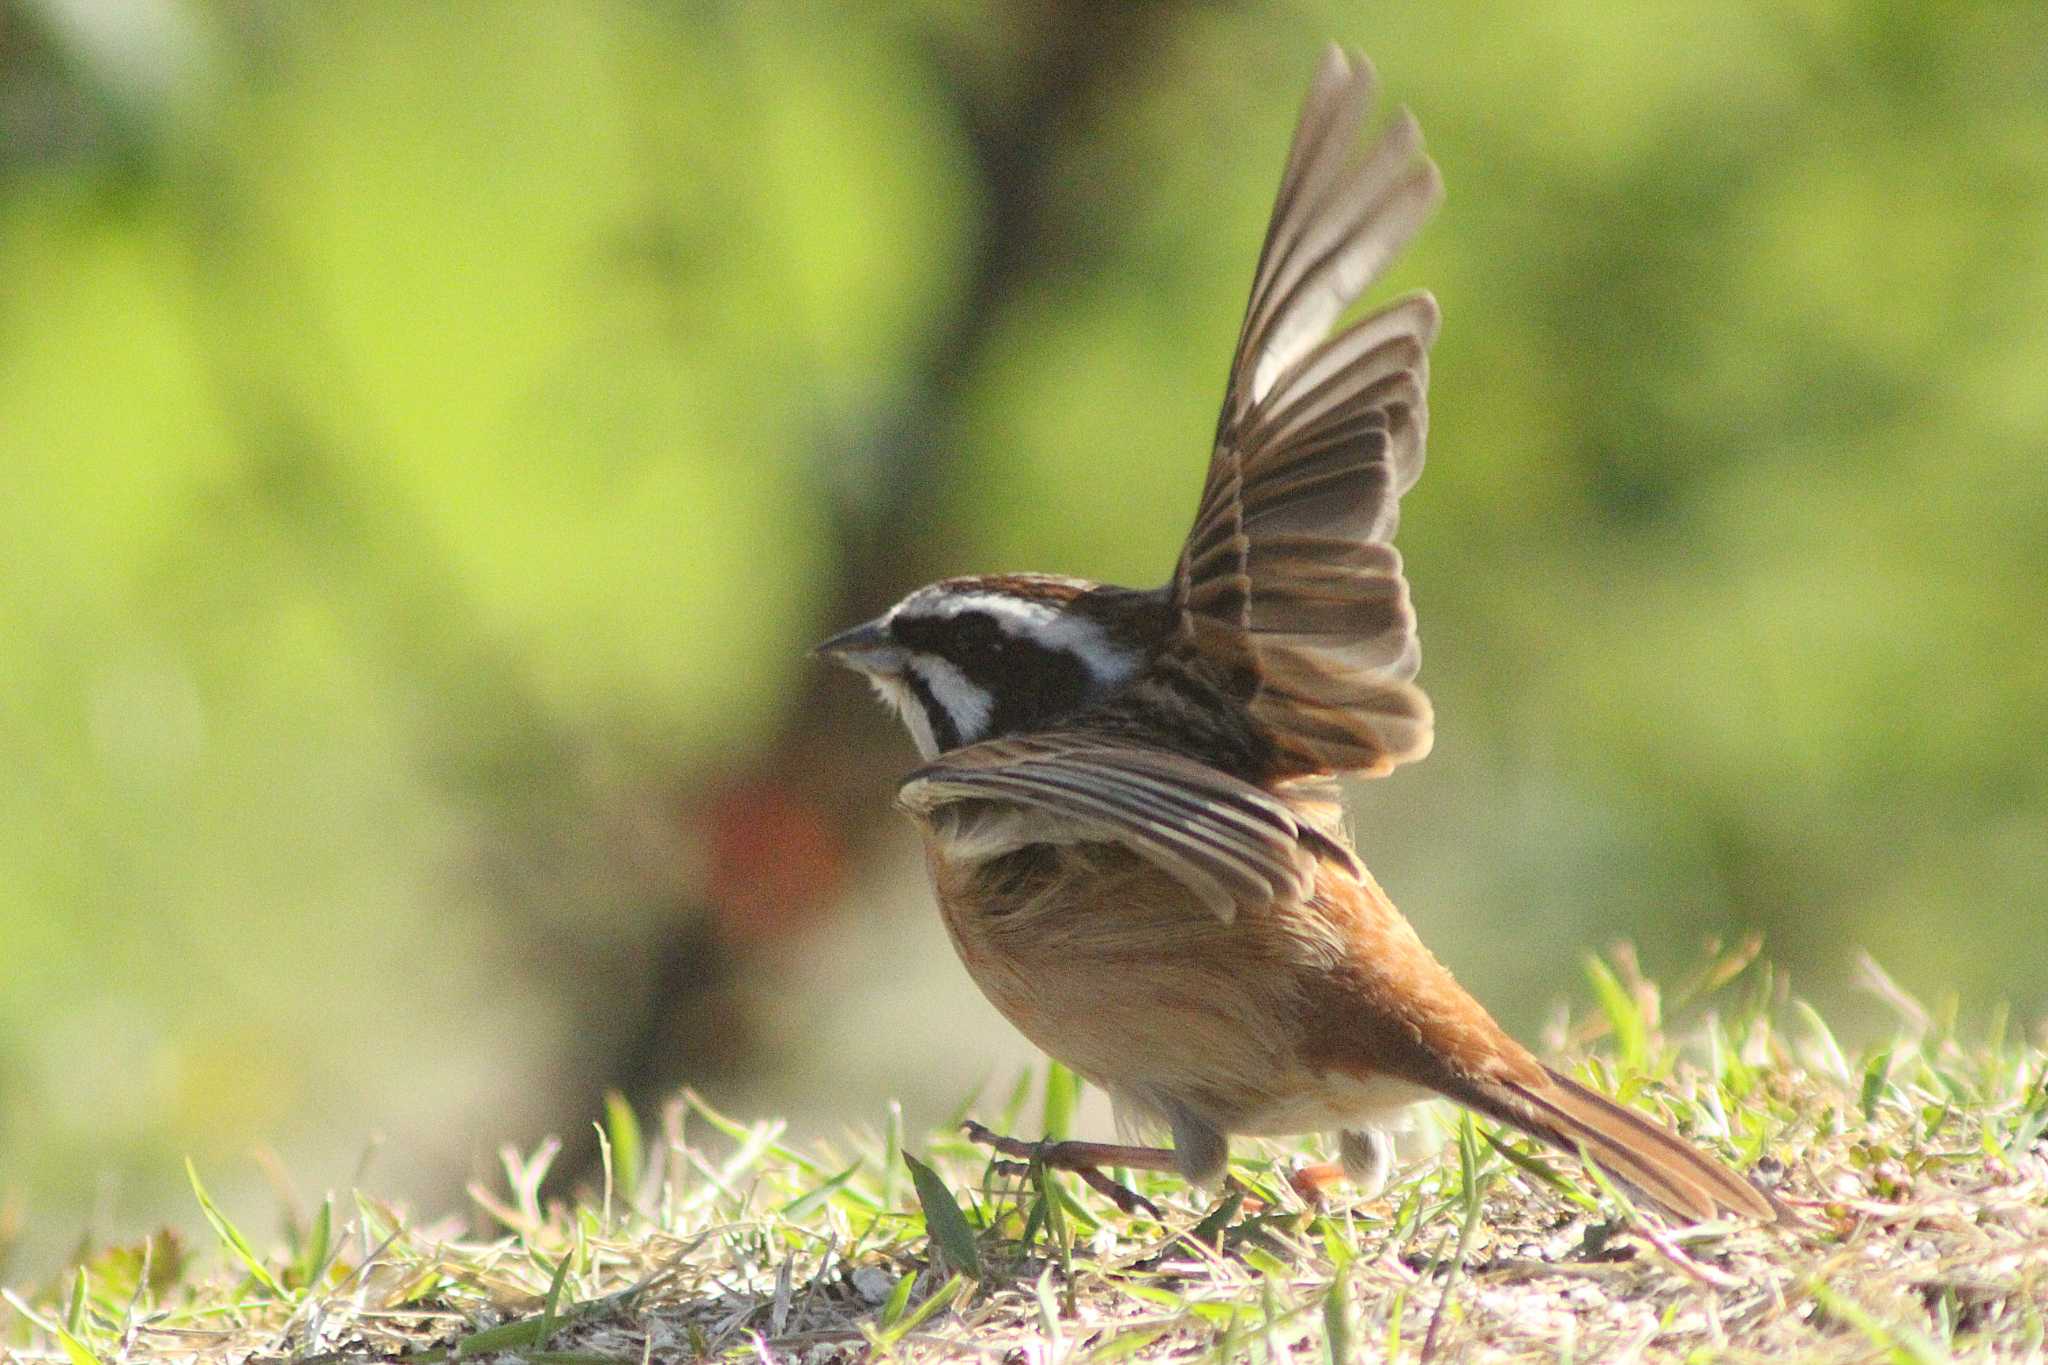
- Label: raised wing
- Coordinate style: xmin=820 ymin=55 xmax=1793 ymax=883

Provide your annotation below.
xmin=897 ymin=733 xmax=1357 ymax=921
xmin=1173 ymin=45 xmax=1441 ymax=780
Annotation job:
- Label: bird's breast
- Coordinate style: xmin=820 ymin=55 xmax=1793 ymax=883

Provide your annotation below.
xmin=913 ymin=815 xmax=1428 ymax=1134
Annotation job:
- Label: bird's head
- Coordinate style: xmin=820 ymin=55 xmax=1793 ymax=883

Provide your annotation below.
xmin=815 ymin=574 xmax=1170 ymax=757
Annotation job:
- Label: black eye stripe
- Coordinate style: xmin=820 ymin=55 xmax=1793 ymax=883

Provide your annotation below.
xmin=887 ymin=598 xmax=1135 ymax=750
xmin=894 ymin=609 xmax=1008 ymax=656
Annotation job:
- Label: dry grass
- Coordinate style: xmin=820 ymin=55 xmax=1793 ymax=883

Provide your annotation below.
xmin=4 ymin=947 xmax=2045 ymax=1363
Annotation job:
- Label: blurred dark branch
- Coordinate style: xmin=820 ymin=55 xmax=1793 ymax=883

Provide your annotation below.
xmin=834 ymin=5 xmax=1175 ymax=612
xmin=763 ymin=4 xmax=1181 ymax=789
xmin=605 ymin=4 xmax=1178 ymax=1119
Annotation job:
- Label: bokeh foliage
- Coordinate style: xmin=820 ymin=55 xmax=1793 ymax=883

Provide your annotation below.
xmin=1 ymin=0 xmax=2042 ymax=1268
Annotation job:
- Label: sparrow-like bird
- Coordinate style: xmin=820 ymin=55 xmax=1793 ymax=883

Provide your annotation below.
xmin=817 ymin=46 xmax=1775 ymax=1222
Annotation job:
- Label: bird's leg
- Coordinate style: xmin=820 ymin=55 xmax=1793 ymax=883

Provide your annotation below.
xmin=1289 ymin=1128 xmax=1395 ymax=1205
xmin=961 ymin=1120 xmax=1182 ymax=1173
xmin=1339 ymin=1127 xmax=1395 ymax=1197
xmin=1164 ymin=1107 xmax=1230 ymax=1189
xmin=961 ymin=1120 xmax=1170 ymax=1216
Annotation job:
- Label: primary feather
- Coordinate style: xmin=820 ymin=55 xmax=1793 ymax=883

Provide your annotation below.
xmin=1174 ymin=46 xmax=1441 ymax=781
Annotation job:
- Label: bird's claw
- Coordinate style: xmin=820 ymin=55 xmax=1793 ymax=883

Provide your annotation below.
xmin=962 ymin=1120 xmax=1163 ymax=1218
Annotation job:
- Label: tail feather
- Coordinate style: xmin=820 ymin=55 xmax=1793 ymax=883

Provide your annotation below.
xmin=1461 ymin=1065 xmax=1780 ymax=1223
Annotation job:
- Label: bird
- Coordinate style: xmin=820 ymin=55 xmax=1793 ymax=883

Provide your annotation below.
xmin=815 ymin=44 xmax=1778 ymax=1223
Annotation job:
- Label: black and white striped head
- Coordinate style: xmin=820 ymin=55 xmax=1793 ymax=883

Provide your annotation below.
xmin=815 ymin=575 xmax=1169 ymax=758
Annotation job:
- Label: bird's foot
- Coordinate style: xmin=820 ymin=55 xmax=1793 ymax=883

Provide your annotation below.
xmin=961 ymin=1120 xmax=1168 ymax=1218
xmin=1286 ymin=1160 xmax=1348 ymax=1207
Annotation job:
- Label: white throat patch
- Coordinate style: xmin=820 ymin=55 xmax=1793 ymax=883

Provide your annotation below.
xmin=862 ymin=671 xmax=939 ymax=760
xmin=861 ymin=658 xmax=995 ymax=759
xmin=907 ymin=654 xmax=994 ymax=752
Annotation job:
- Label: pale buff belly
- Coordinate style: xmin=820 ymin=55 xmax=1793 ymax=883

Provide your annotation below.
xmin=923 ymin=835 xmax=1428 ymax=1138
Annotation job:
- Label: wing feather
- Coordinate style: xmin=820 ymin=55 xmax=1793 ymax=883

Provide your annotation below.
xmin=1173 ymin=45 xmax=1441 ymax=781
xmin=898 ymin=734 xmax=1347 ymax=921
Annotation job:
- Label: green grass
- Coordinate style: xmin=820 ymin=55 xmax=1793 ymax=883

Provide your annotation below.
xmin=4 ymin=946 xmax=2045 ymax=1362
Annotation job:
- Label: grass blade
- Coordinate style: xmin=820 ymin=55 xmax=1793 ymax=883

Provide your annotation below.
xmin=876 ymin=1270 xmax=917 ymax=1330
xmin=1810 ymin=1283 xmax=1948 ymax=1365
xmin=882 ymin=1099 xmax=905 ymax=1210
xmin=289 ymin=1196 xmax=334 ymax=1291
xmin=540 ymin=1250 xmax=572 ymax=1337
xmin=185 ymin=1159 xmax=286 ymax=1298
xmin=1794 ymin=999 xmax=1852 ymax=1083
xmin=1322 ymin=1280 xmax=1352 ymax=1365
xmin=1186 ymin=1182 xmax=1245 ymax=1248
xmin=876 ymin=1272 xmax=968 ymax=1347
xmin=779 ymin=1157 xmax=864 ymax=1221
xmin=53 ymin=1328 xmax=102 ymax=1365
xmin=603 ymin=1091 xmax=644 ymax=1208
xmin=1043 ymin=1062 xmax=1082 ymax=1141
xmin=903 ymin=1152 xmax=983 ymax=1280
xmin=1585 ymin=954 xmax=1649 ymax=1072
xmin=3 ymin=1290 xmax=104 ymax=1365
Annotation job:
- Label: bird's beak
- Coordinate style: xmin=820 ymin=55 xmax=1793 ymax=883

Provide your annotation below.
xmin=812 ymin=617 xmax=902 ymax=673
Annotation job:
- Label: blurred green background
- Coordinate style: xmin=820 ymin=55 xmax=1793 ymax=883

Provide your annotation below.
xmin=3 ymin=0 xmax=2044 ymax=1275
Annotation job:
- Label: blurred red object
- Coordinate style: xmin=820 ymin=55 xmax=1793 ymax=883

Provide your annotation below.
xmin=700 ymin=773 xmax=850 ymax=945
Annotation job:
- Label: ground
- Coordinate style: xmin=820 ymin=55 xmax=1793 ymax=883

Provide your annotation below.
xmin=4 ymin=948 xmax=2045 ymax=1363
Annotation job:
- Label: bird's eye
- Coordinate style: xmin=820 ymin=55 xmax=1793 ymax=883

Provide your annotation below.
xmin=956 ymin=612 xmax=1006 ymax=659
